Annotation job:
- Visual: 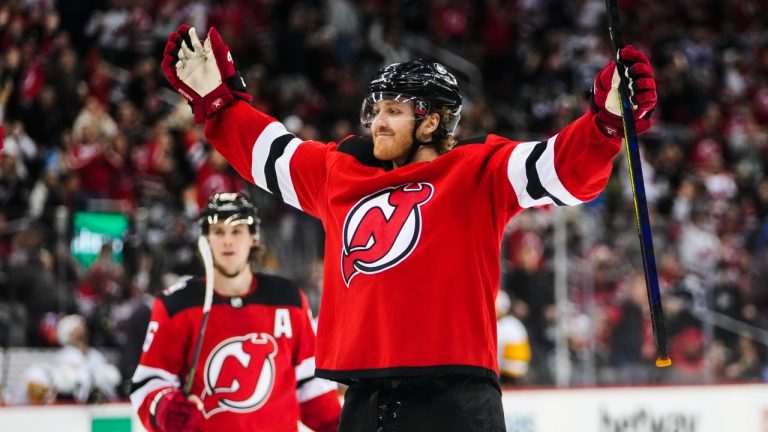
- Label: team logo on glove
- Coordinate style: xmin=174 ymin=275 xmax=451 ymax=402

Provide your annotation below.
xmin=341 ymin=183 xmax=433 ymax=285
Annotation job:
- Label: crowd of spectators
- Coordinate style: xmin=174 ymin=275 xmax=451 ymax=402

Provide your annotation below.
xmin=0 ymin=0 xmax=767 ymax=398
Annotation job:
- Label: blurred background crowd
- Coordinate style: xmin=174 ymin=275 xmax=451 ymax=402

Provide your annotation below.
xmin=0 ymin=0 xmax=767 ymax=404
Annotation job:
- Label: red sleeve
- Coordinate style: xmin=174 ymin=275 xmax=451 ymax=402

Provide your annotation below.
xmin=487 ymin=111 xmax=622 ymax=213
xmin=552 ymin=112 xmax=622 ymax=202
xmin=300 ymin=391 xmax=342 ymax=432
xmin=293 ymin=292 xmax=341 ymax=431
xmin=204 ymin=101 xmax=268 ymax=184
xmin=130 ymin=299 xmax=191 ymax=431
xmin=204 ymin=101 xmax=331 ymax=217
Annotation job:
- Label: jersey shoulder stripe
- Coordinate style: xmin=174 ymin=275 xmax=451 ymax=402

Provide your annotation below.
xmin=158 ymin=276 xmax=205 ymax=318
xmin=247 ymin=273 xmax=303 ymax=307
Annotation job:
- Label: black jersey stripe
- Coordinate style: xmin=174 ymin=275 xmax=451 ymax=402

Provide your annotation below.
xmin=296 ymin=376 xmax=313 ymax=388
xmin=525 ymin=141 xmax=566 ymax=206
xmin=129 ymin=376 xmax=156 ymax=395
xmin=264 ymin=133 xmax=296 ymax=199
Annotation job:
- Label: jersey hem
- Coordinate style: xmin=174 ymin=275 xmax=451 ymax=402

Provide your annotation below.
xmin=315 ymin=364 xmax=499 ymax=384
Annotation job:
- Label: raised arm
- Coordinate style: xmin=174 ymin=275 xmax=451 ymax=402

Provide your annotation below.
xmin=496 ymin=45 xmax=656 ymax=210
xmin=161 ymin=25 xmax=329 ymax=217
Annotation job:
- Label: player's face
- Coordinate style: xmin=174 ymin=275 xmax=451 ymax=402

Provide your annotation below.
xmin=207 ymin=222 xmax=255 ymax=278
xmin=370 ymin=99 xmax=416 ymax=163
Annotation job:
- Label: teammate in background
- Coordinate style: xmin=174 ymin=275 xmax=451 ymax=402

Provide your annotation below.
xmin=130 ymin=192 xmax=340 ymax=432
xmin=161 ymin=25 xmax=656 ymax=431
xmin=496 ymin=290 xmax=531 ymax=385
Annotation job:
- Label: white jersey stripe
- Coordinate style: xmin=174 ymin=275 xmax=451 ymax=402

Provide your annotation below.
xmin=507 ymin=140 xmax=550 ymax=208
xmin=275 ymin=137 xmax=304 ymax=210
xmin=129 ymin=365 xmax=181 ymax=410
xmin=507 ymin=136 xmax=583 ymax=208
xmin=294 ymin=356 xmax=316 ymax=382
xmin=296 ymin=377 xmax=338 ymax=403
xmin=251 ymin=122 xmax=290 ymax=190
xmin=536 ymin=135 xmax=582 ymax=206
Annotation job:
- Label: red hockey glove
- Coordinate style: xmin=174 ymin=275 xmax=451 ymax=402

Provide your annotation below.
xmin=151 ymin=389 xmax=203 ymax=432
xmin=591 ymin=45 xmax=657 ymax=138
xmin=161 ymin=25 xmax=250 ymax=124
xmin=206 ymin=27 xmax=253 ymax=104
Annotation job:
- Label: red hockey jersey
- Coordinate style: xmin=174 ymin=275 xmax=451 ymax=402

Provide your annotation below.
xmin=130 ymin=273 xmax=340 ymax=431
xmin=205 ymin=102 xmax=621 ymax=381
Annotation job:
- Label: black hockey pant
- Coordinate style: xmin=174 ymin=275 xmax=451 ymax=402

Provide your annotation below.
xmin=338 ymin=375 xmax=506 ymax=432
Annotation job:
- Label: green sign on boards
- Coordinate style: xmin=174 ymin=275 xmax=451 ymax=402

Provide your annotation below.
xmin=70 ymin=211 xmax=129 ymax=268
xmin=91 ymin=417 xmax=131 ymax=432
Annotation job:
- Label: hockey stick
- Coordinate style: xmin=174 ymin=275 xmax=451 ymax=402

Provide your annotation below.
xmin=605 ymin=0 xmax=671 ymax=367
xmin=183 ymin=236 xmax=215 ymax=395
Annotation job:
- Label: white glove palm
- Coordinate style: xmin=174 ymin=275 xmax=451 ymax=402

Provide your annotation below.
xmin=162 ymin=25 xmax=239 ymax=124
xmin=175 ymin=28 xmax=222 ymax=98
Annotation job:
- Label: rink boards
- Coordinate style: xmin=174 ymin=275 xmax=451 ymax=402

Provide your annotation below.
xmin=0 ymin=383 xmax=766 ymax=431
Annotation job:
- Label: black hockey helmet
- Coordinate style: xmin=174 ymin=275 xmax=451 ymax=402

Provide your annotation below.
xmin=361 ymin=59 xmax=462 ymax=141
xmin=199 ymin=192 xmax=260 ymax=236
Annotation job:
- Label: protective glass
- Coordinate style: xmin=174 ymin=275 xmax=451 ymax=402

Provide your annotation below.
xmin=360 ymin=92 xmax=429 ymax=128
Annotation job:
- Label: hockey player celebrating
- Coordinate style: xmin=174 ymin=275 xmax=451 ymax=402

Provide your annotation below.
xmin=130 ymin=192 xmax=341 ymax=432
xmin=161 ymin=25 xmax=656 ymax=431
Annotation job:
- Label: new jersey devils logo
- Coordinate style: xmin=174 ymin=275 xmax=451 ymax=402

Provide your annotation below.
xmin=200 ymin=333 xmax=278 ymax=418
xmin=341 ymin=183 xmax=433 ymax=285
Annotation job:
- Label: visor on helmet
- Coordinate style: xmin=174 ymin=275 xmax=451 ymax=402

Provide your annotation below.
xmin=199 ymin=192 xmax=260 ymax=236
xmin=360 ymin=92 xmax=430 ymax=128
xmin=204 ymin=213 xmax=256 ymax=228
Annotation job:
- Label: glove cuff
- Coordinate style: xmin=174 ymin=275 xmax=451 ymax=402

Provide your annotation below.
xmin=594 ymin=112 xmax=623 ymax=138
xmin=189 ymin=84 xmax=236 ymax=124
xmin=203 ymin=85 xmax=235 ymax=118
xmin=149 ymin=388 xmax=174 ymax=431
xmin=225 ymin=71 xmax=253 ymax=102
xmin=589 ymin=88 xmax=621 ymax=138
xmin=593 ymin=109 xmax=652 ymax=138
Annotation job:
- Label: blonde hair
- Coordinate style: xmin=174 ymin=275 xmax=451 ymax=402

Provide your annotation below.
xmin=434 ymin=136 xmax=456 ymax=154
xmin=433 ymin=106 xmax=457 ymax=154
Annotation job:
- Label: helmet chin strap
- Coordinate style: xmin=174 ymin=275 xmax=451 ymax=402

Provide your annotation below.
xmin=402 ymin=116 xmax=443 ymax=165
xmin=402 ymin=125 xmax=425 ymax=166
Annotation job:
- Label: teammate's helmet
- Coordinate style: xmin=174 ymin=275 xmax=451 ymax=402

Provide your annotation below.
xmin=199 ymin=192 xmax=260 ymax=236
xmin=361 ymin=59 xmax=462 ymax=140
